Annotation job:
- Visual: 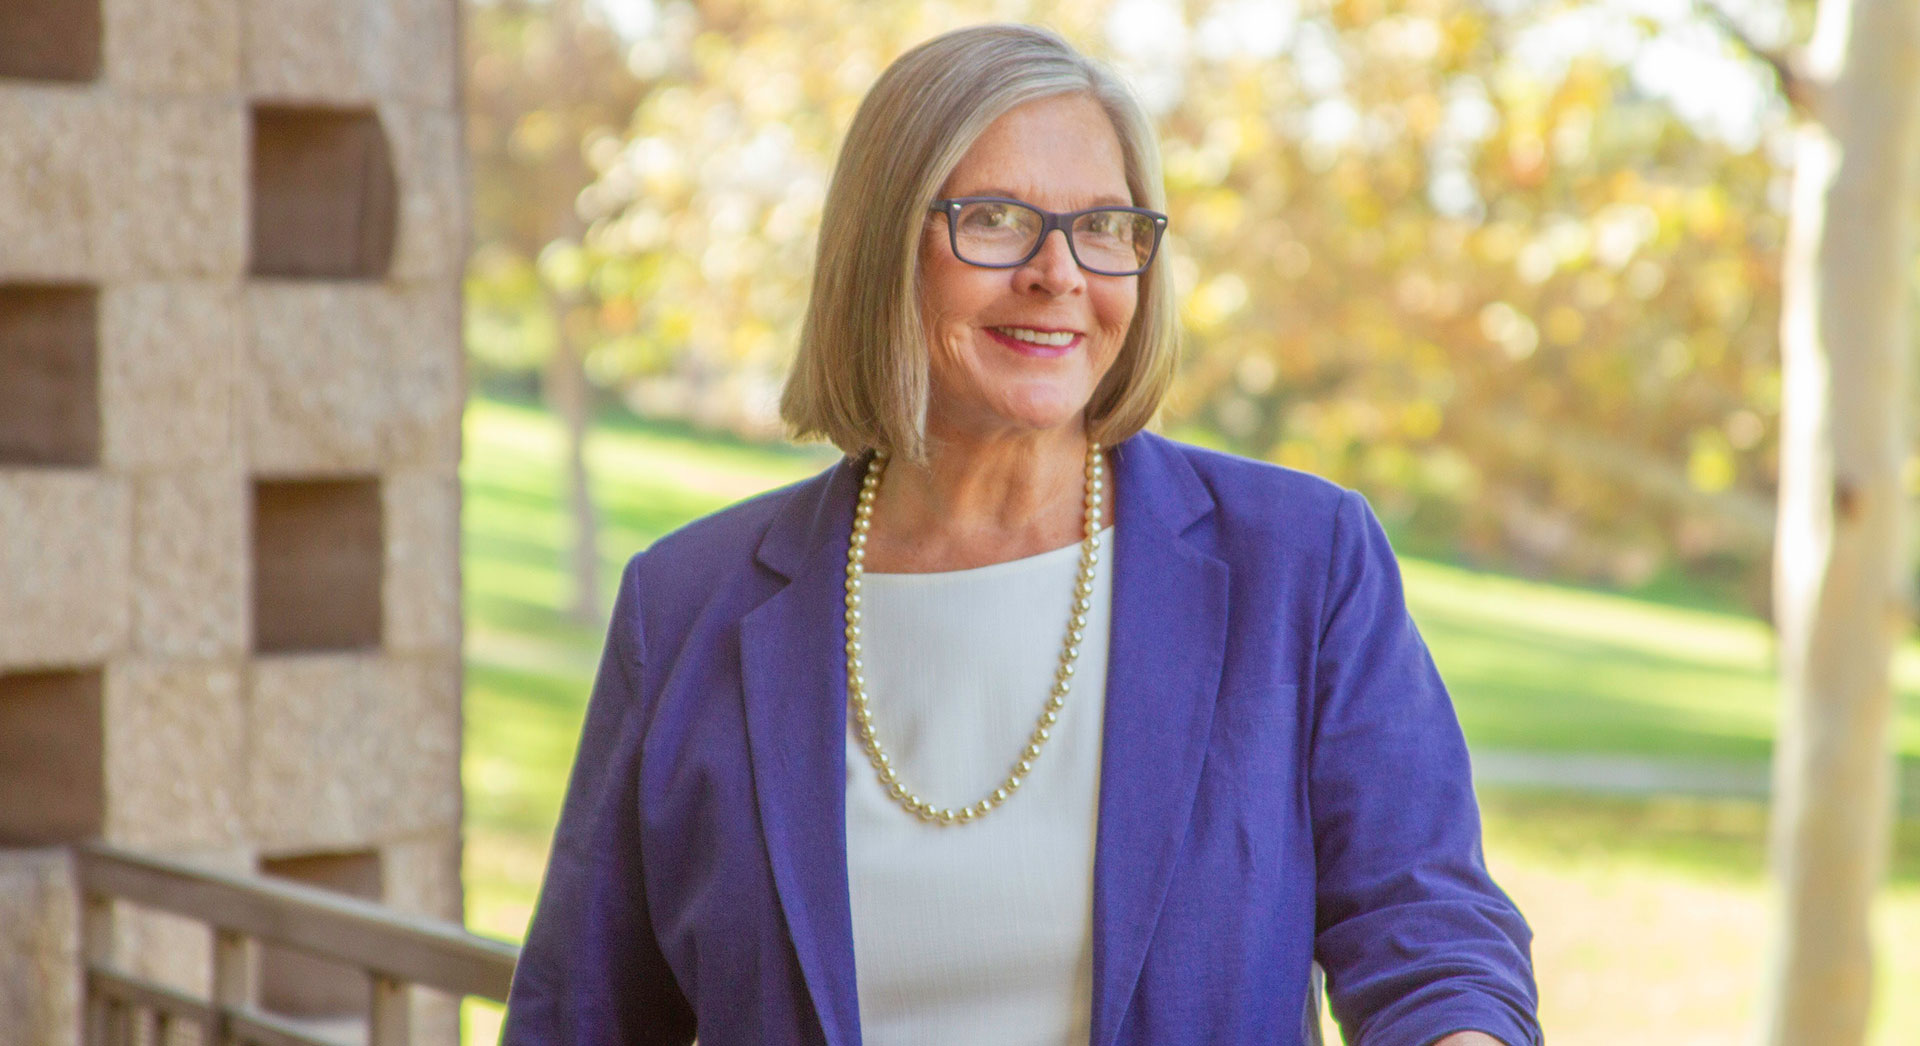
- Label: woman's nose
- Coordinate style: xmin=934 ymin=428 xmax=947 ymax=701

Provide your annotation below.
xmin=1019 ymin=229 xmax=1085 ymax=295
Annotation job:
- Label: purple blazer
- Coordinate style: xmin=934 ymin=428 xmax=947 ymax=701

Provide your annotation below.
xmin=500 ymin=431 xmax=1540 ymax=1046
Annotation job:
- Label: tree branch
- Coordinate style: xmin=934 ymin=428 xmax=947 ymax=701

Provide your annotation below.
xmin=1693 ymin=0 xmax=1818 ymax=116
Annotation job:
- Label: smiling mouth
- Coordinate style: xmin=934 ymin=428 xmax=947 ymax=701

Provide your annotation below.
xmin=989 ymin=326 xmax=1080 ymax=348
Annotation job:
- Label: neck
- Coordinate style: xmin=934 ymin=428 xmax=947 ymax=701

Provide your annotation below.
xmin=863 ymin=426 xmax=1109 ymax=573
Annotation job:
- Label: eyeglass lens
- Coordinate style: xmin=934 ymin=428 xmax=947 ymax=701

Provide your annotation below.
xmin=952 ymin=200 xmax=1156 ymax=273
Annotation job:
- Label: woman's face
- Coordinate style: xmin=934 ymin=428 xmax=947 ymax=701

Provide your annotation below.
xmin=918 ymin=93 xmax=1139 ymax=446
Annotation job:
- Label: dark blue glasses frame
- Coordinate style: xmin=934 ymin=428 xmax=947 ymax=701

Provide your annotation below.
xmin=929 ymin=196 xmax=1169 ymax=276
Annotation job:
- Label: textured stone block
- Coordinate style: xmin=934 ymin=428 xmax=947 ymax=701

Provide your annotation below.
xmin=245 ymin=0 xmax=456 ymax=107
xmin=132 ymin=470 xmax=247 ymax=659
xmin=95 ymin=98 xmax=248 ymax=280
xmin=0 ymin=473 xmax=131 ymax=669
xmin=242 ymin=0 xmax=360 ymax=101
xmin=384 ymin=471 xmax=461 ymax=654
xmin=0 ymin=88 xmax=108 ymax=280
xmin=103 ymin=0 xmax=241 ymax=94
xmin=244 ymin=284 xmax=462 ymax=473
xmin=0 ymin=849 xmax=78 ymax=1046
xmin=383 ymin=831 xmax=462 ymax=921
xmin=249 ymin=653 xmax=461 ymax=850
xmin=103 ymin=660 xmax=246 ymax=849
xmin=375 ymin=0 xmax=459 ymax=108
xmin=384 ymin=103 xmax=467 ymax=281
xmin=100 ymin=282 xmax=241 ymax=471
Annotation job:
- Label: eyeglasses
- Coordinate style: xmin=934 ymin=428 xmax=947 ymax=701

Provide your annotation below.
xmin=929 ymin=196 xmax=1168 ymax=277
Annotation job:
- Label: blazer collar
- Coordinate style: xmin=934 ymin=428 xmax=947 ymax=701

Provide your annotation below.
xmin=738 ymin=433 xmax=1227 ymax=1046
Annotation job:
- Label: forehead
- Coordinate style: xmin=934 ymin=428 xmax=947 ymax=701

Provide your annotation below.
xmin=939 ymin=94 xmax=1131 ymax=208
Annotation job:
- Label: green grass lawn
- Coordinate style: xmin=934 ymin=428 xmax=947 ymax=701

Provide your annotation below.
xmin=458 ymin=396 xmax=1920 ymax=1043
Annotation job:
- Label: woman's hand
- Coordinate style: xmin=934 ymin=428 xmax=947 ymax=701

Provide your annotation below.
xmin=1433 ymin=1033 xmax=1507 ymax=1046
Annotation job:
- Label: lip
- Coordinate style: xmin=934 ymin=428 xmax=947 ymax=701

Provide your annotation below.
xmin=983 ymin=326 xmax=1082 ymax=358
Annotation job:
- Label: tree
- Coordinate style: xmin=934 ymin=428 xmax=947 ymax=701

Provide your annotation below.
xmin=466 ymin=0 xmax=653 ymax=620
xmin=1741 ymin=0 xmax=1920 ymax=1040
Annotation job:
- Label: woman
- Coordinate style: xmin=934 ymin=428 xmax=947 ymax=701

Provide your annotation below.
xmin=502 ymin=23 xmax=1539 ymax=1046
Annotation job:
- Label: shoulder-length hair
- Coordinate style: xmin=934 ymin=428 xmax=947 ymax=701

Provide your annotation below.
xmin=778 ymin=23 xmax=1179 ymax=463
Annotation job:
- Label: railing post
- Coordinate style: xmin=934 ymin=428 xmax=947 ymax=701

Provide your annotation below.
xmin=81 ymin=894 xmax=113 ymax=1046
xmin=210 ymin=929 xmax=253 ymax=1046
xmin=369 ymin=975 xmax=411 ymax=1046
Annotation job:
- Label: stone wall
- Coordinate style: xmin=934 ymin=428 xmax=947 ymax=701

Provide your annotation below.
xmin=0 ymin=1 xmax=466 ymax=1042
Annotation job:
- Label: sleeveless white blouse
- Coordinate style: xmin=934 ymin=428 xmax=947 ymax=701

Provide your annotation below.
xmin=844 ymin=526 xmax=1116 ymax=1046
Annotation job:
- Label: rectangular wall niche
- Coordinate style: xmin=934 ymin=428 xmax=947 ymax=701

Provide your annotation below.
xmin=0 ymin=285 xmax=99 ymax=467
xmin=0 ymin=669 xmax=104 ymax=845
xmin=0 ymin=1 xmax=102 ymax=82
xmin=250 ymin=106 xmax=398 ymax=279
xmin=253 ymin=478 xmax=384 ymax=653
xmin=259 ymin=850 xmax=383 ymax=1018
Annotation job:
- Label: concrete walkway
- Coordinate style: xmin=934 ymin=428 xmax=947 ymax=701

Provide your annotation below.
xmin=1471 ymin=748 xmax=1920 ymax=816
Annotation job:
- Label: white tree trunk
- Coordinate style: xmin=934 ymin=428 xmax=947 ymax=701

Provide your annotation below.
xmin=1763 ymin=1 xmax=1920 ymax=1043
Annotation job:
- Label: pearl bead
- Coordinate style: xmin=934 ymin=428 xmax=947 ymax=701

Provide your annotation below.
xmin=848 ymin=440 xmax=1103 ymax=825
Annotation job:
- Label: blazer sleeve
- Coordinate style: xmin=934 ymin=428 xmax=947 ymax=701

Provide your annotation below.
xmin=1308 ymin=490 xmax=1542 ymax=1046
xmin=501 ymin=555 xmax=697 ymax=1045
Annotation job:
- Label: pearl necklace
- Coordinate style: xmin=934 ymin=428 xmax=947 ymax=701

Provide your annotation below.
xmin=844 ymin=442 xmax=1106 ymax=826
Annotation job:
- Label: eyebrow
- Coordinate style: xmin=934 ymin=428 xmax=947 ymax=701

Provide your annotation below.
xmin=961 ymin=187 xmax=1134 ymax=209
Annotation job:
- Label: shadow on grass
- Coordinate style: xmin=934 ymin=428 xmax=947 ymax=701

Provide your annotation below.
xmin=1481 ymin=791 xmax=1920 ymax=887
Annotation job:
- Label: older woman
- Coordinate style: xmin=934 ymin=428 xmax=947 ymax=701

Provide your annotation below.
xmin=502 ymin=23 xmax=1539 ymax=1046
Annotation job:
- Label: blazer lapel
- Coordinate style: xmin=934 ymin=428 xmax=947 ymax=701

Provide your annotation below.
xmin=740 ymin=458 xmax=864 ymax=1046
xmin=1090 ymin=434 xmax=1229 ymax=1046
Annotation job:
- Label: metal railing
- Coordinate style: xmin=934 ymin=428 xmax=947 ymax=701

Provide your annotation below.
xmin=75 ymin=842 xmax=520 ymax=1046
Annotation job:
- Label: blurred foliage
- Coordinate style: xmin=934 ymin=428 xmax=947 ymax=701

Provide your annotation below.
xmin=461 ymin=0 xmax=1880 ymax=609
xmin=466 ymin=0 xmax=655 ymax=385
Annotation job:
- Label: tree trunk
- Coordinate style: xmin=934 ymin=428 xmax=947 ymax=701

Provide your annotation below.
xmin=544 ymin=292 xmax=603 ymax=623
xmin=1762 ymin=1 xmax=1920 ymax=1043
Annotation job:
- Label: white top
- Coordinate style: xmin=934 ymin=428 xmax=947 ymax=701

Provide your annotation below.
xmin=845 ymin=526 xmax=1116 ymax=1046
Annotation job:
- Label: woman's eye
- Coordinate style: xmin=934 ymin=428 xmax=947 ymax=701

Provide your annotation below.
xmin=963 ymin=205 xmax=1012 ymax=228
xmin=1084 ymin=213 xmax=1128 ymax=239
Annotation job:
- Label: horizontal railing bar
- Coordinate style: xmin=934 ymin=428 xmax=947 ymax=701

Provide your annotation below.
xmin=225 ymin=1007 xmax=358 ymax=1046
xmin=76 ymin=842 xmax=517 ymax=1001
xmin=87 ymin=965 xmax=216 ymax=1026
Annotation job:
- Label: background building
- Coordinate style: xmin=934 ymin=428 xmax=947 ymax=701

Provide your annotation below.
xmin=0 ymin=1 xmax=467 ymax=1041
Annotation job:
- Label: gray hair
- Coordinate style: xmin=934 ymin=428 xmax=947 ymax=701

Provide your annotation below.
xmin=778 ymin=23 xmax=1180 ymax=463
